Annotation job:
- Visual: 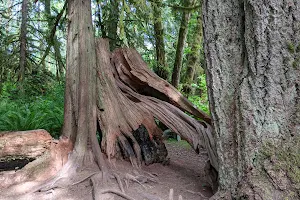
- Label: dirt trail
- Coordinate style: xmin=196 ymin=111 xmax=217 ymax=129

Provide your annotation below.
xmin=1 ymin=140 xmax=213 ymax=200
xmin=101 ymin=140 xmax=213 ymax=200
xmin=133 ymin=140 xmax=213 ymax=200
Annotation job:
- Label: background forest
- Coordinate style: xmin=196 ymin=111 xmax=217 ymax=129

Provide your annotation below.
xmin=0 ymin=0 xmax=207 ymax=138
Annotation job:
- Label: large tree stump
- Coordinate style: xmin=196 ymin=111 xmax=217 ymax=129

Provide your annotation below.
xmin=95 ymin=39 xmax=217 ymax=172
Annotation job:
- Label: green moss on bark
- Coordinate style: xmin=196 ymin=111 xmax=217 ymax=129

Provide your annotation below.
xmin=259 ymin=135 xmax=300 ymax=196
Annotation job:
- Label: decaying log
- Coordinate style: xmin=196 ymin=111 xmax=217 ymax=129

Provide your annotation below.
xmin=0 ymin=130 xmax=73 ymax=190
xmin=0 ymin=129 xmax=52 ymax=161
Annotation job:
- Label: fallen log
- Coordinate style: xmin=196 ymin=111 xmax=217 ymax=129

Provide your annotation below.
xmin=0 ymin=129 xmax=51 ymax=162
xmin=0 ymin=130 xmax=72 ymax=190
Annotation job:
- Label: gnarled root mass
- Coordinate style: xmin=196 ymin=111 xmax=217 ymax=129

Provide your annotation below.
xmin=0 ymin=38 xmax=218 ymax=199
xmin=96 ymin=38 xmax=217 ymax=171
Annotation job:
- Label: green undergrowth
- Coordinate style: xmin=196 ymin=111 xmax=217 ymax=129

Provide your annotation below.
xmin=185 ymin=74 xmax=210 ymax=114
xmin=166 ymin=138 xmax=192 ymax=149
xmin=188 ymin=95 xmax=209 ymax=114
xmin=0 ymin=73 xmax=209 ymax=139
xmin=0 ymin=82 xmax=65 ymax=138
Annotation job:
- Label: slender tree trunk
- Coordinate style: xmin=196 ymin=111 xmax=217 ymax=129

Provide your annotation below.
xmin=182 ymin=7 xmax=202 ymax=95
xmin=44 ymin=0 xmax=64 ymax=80
xmin=5 ymin=0 xmax=12 ymax=35
xmin=19 ymin=0 xmax=29 ymax=92
xmin=108 ymin=0 xmax=120 ymax=50
xmin=203 ymin=0 xmax=300 ymax=199
xmin=171 ymin=0 xmax=194 ymax=88
xmin=96 ymin=0 xmax=106 ymax=37
xmin=53 ymin=39 xmax=64 ymax=80
xmin=151 ymin=0 xmax=168 ymax=80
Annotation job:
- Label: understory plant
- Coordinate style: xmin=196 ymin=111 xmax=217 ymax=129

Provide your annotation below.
xmin=0 ymin=82 xmax=64 ymax=138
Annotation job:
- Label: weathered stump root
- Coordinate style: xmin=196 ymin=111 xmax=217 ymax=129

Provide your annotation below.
xmin=96 ymin=39 xmax=217 ymax=173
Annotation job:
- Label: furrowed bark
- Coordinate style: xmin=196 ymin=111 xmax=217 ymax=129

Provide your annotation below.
xmin=203 ymin=0 xmax=300 ymax=199
xmin=112 ymin=48 xmax=211 ymax=124
xmin=62 ymin=0 xmax=97 ymax=162
xmin=95 ymin=38 xmax=167 ymax=167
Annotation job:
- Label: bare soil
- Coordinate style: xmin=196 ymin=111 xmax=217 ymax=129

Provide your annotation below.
xmin=137 ymin=140 xmax=213 ymax=200
xmin=1 ymin=140 xmax=213 ymax=200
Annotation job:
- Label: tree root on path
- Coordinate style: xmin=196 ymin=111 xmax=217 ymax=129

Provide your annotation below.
xmin=90 ymin=174 xmax=136 ymax=200
xmin=100 ymin=189 xmax=136 ymax=200
xmin=37 ymin=171 xmax=99 ymax=192
xmin=113 ymin=172 xmax=125 ymax=192
xmin=186 ymin=189 xmax=210 ymax=199
xmin=89 ymin=169 xmax=162 ymax=200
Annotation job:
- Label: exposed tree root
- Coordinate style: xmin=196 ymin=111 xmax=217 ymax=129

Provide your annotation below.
xmin=186 ymin=189 xmax=210 ymax=199
xmin=90 ymin=173 xmax=136 ymax=200
xmin=113 ymin=172 xmax=125 ymax=192
xmin=100 ymin=189 xmax=136 ymax=200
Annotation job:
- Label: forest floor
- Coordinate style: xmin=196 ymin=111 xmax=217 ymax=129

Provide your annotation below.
xmin=40 ymin=139 xmax=213 ymax=200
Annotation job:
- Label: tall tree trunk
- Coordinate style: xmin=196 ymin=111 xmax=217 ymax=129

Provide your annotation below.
xmin=53 ymin=40 xmax=64 ymax=80
xmin=182 ymin=6 xmax=203 ymax=95
xmin=203 ymin=0 xmax=300 ymax=199
xmin=108 ymin=0 xmax=120 ymax=50
xmin=5 ymin=0 xmax=12 ymax=35
xmin=18 ymin=0 xmax=29 ymax=93
xmin=171 ymin=0 xmax=194 ymax=88
xmin=39 ymin=2 xmax=66 ymax=72
xmin=62 ymin=0 xmax=98 ymax=162
xmin=151 ymin=0 xmax=168 ymax=80
xmin=44 ymin=0 xmax=64 ymax=80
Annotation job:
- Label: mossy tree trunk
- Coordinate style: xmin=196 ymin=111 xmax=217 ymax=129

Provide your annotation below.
xmin=18 ymin=0 xmax=29 ymax=93
xmin=203 ymin=0 xmax=300 ymax=199
xmin=151 ymin=0 xmax=169 ymax=80
xmin=44 ymin=0 xmax=65 ymax=80
xmin=182 ymin=6 xmax=203 ymax=96
xmin=107 ymin=0 xmax=120 ymax=50
xmin=171 ymin=0 xmax=194 ymax=88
